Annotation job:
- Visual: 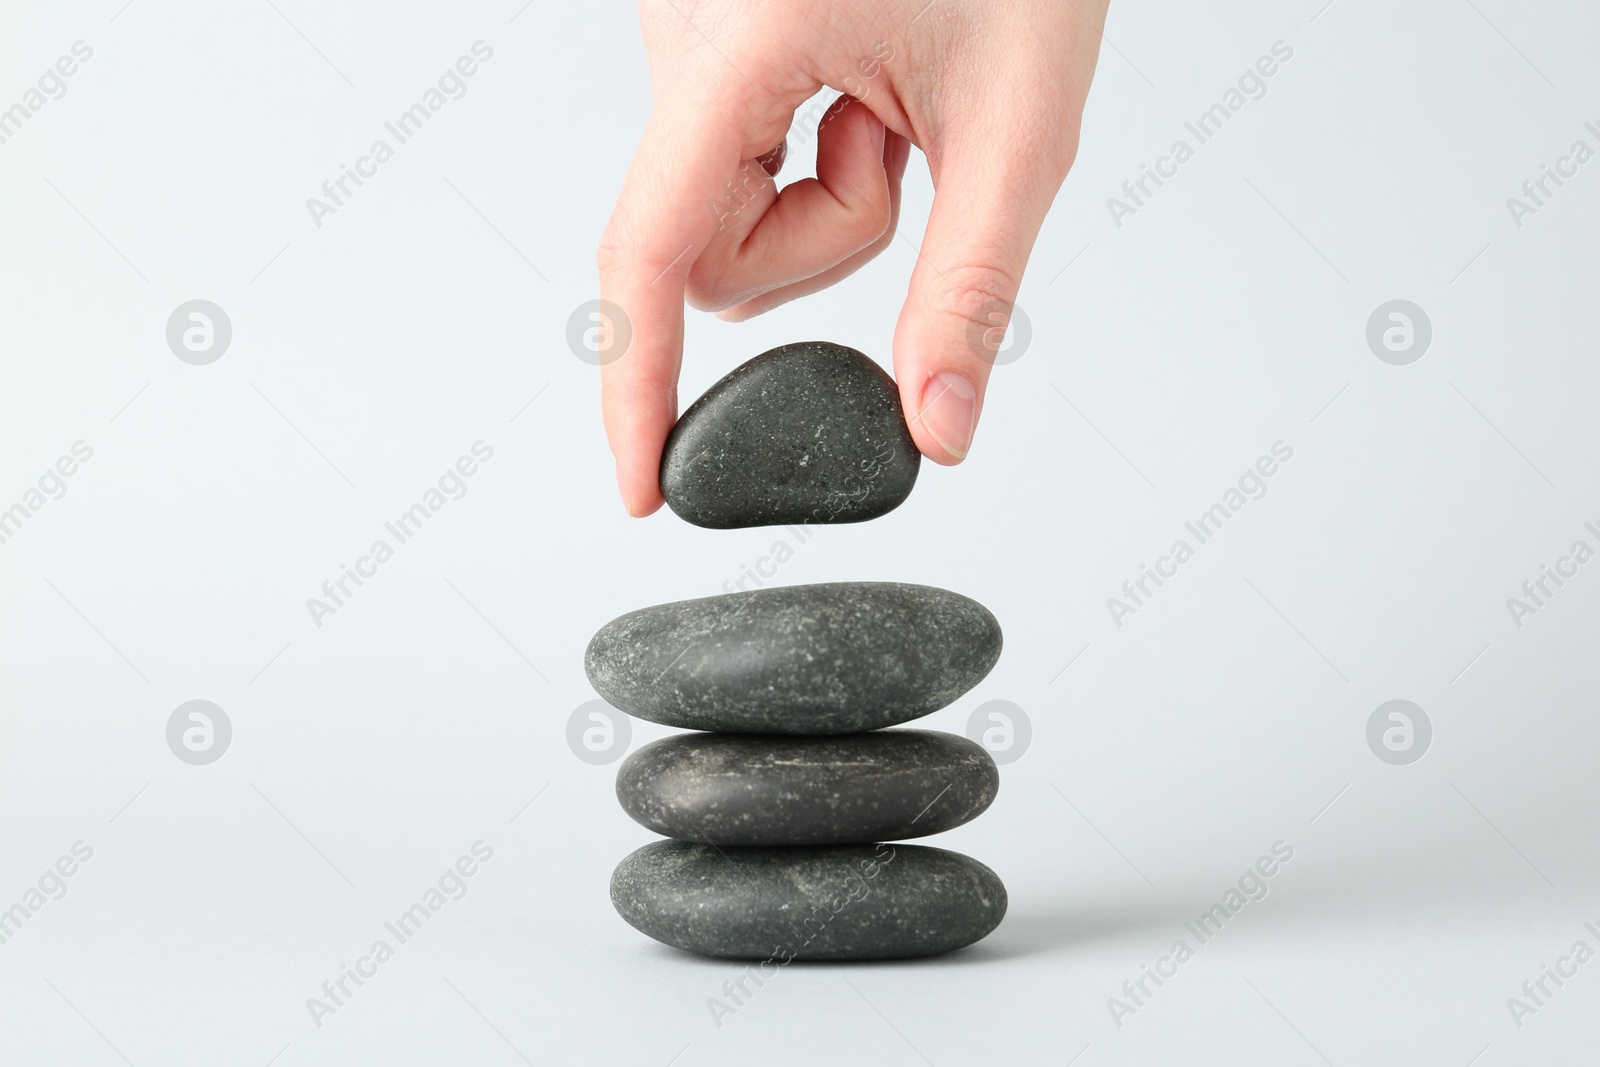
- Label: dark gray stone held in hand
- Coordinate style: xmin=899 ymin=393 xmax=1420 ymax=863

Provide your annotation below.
xmin=584 ymin=581 xmax=1002 ymax=734
xmin=659 ymin=341 xmax=920 ymax=529
xmin=615 ymin=730 xmax=999 ymax=846
xmin=610 ymin=841 xmax=1007 ymax=960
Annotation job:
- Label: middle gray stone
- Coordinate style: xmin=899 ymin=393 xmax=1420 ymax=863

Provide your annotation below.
xmin=616 ymin=729 xmax=999 ymax=846
xmin=583 ymin=581 xmax=1002 ymax=734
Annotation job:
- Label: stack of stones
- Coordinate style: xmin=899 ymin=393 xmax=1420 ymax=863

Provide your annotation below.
xmin=586 ymin=342 xmax=1009 ymax=960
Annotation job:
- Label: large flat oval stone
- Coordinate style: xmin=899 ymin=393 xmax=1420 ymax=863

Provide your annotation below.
xmin=584 ymin=582 xmax=1002 ymax=734
xmin=616 ymin=730 xmax=998 ymax=846
xmin=659 ymin=342 xmax=920 ymax=529
xmin=610 ymin=841 xmax=1006 ymax=960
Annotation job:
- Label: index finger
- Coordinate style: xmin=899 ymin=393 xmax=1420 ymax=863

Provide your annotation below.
xmin=598 ymin=99 xmax=744 ymax=517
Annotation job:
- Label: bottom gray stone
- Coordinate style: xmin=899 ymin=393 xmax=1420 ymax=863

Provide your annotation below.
xmin=610 ymin=841 xmax=1006 ymax=960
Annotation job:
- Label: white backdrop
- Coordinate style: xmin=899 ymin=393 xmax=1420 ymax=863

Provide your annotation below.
xmin=2 ymin=0 xmax=1597 ymax=1063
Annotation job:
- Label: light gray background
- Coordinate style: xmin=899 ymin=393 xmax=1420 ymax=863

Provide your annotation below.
xmin=2 ymin=0 xmax=1597 ymax=1063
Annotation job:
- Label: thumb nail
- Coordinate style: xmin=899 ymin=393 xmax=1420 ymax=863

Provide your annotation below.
xmin=917 ymin=372 xmax=977 ymax=460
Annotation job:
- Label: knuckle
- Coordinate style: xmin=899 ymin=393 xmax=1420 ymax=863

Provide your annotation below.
xmin=684 ymin=265 xmax=739 ymax=313
xmin=932 ymin=263 xmax=1019 ymax=328
xmin=598 ymin=225 xmax=696 ymax=290
xmin=861 ymin=224 xmax=896 ymax=263
xmin=845 ymin=207 xmax=891 ymax=248
xmin=1045 ymin=127 xmax=1081 ymax=179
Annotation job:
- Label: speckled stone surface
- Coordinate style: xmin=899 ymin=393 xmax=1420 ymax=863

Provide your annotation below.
xmin=610 ymin=841 xmax=1007 ymax=960
xmin=584 ymin=582 xmax=1002 ymax=734
xmin=615 ymin=730 xmax=999 ymax=846
xmin=659 ymin=342 xmax=920 ymax=529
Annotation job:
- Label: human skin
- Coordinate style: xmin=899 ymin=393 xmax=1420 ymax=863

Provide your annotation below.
xmin=598 ymin=0 xmax=1109 ymax=516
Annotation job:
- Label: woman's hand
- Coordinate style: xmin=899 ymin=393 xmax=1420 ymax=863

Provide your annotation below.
xmin=598 ymin=0 xmax=1108 ymax=515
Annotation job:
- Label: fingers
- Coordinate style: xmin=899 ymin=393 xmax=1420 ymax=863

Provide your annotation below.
xmin=598 ymin=98 xmax=746 ymax=517
xmin=718 ymin=130 xmax=912 ymax=322
xmin=894 ymin=131 xmax=1075 ymax=465
xmin=687 ymin=95 xmax=893 ymax=313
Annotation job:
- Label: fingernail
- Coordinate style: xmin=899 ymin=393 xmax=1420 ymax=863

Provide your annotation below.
xmin=917 ymin=372 xmax=977 ymax=460
xmin=866 ymin=112 xmax=886 ymax=157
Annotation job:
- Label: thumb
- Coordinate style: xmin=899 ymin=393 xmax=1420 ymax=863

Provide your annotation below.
xmin=894 ymin=139 xmax=1069 ymax=463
